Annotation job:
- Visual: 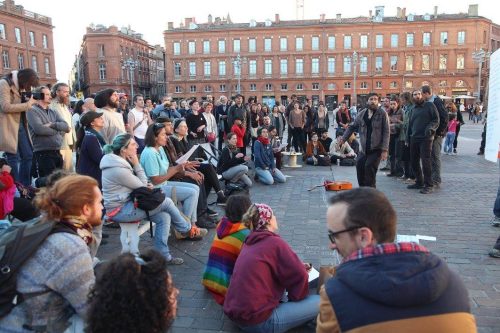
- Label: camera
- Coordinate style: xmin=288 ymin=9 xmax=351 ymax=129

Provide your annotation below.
xmin=22 ymin=91 xmax=45 ymax=100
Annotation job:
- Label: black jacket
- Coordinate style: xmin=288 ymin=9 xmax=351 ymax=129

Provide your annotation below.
xmin=431 ymin=95 xmax=448 ymax=137
xmin=217 ymin=147 xmax=245 ymax=174
xmin=407 ymin=101 xmax=439 ymax=142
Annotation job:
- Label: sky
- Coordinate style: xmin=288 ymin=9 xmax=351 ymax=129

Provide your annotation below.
xmin=16 ymin=0 xmax=500 ymax=84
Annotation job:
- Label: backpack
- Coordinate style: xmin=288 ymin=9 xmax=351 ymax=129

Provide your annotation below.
xmin=340 ymin=158 xmax=357 ymax=166
xmin=224 ymin=182 xmax=248 ymax=197
xmin=0 ymin=218 xmax=77 ymax=319
xmin=130 ymin=187 xmax=166 ymax=237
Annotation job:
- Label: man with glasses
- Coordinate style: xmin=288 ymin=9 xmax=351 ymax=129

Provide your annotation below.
xmin=317 ymin=187 xmax=476 ymax=332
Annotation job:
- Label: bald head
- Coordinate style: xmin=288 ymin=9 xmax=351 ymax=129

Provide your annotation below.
xmin=83 ymin=98 xmax=96 ymax=112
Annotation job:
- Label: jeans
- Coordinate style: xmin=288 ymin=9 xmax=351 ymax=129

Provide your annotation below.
xmin=255 ymin=167 xmax=286 ymax=185
xmin=444 ymin=132 xmax=456 ymax=153
xmin=5 ymin=125 xmax=33 ymax=186
xmin=493 ymin=164 xmax=500 ymax=218
xmin=111 ymin=198 xmax=191 ymax=260
xmin=222 ymin=164 xmax=253 ymax=187
xmin=389 ymin=135 xmax=403 ymax=176
xmin=239 ymin=295 xmax=320 ymax=333
xmin=34 ymin=150 xmax=63 ymax=178
xmin=356 ymin=150 xmax=382 ymax=188
xmin=410 ymin=139 xmax=434 ymax=188
xmin=431 ymin=136 xmax=443 ymax=184
xmin=160 ymin=181 xmax=199 ymax=223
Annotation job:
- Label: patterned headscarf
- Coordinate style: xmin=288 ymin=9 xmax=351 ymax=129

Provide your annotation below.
xmin=254 ymin=203 xmax=274 ymax=231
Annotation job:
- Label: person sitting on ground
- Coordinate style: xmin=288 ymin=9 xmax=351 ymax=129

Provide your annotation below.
xmin=253 ymin=127 xmax=286 ymax=185
xmin=317 ymin=187 xmax=477 ymax=332
xmin=202 ymin=194 xmax=252 ymax=305
xmin=217 ymin=132 xmax=252 ymax=188
xmin=304 ymin=132 xmax=328 ymax=165
xmin=100 ymin=133 xmax=206 ymax=265
xmin=0 ymin=175 xmax=101 ymax=332
xmin=268 ymin=126 xmax=284 ymax=170
xmin=230 ymin=117 xmax=246 ymax=155
xmin=319 ymin=130 xmax=333 ymax=152
xmin=223 ymin=203 xmax=320 ymax=333
xmin=85 ymin=249 xmax=179 ymax=333
xmin=347 ymin=132 xmax=360 ymax=156
xmin=330 ymin=131 xmax=357 ymax=164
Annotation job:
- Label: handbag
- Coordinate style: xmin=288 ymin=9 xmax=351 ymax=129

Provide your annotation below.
xmin=206 ymin=132 xmax=216 ymax=143
xmin=317 ymin=155 xmax=331 ymax=166
xmin=130 ymin=187 xmax=165 ymax=237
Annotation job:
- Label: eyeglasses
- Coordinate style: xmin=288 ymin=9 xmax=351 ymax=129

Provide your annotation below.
xmin=328 ymin=226 xmax=362 ymax=244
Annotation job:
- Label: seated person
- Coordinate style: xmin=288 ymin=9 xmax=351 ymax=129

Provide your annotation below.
xmin=86 ymin=249 xmax=179 ymax=333
xmin=253 ymin=127 xmax=286 ymax=185
xmin=304 ymin=132 xmax=328 ymax=165
xmin=268 ymin=126 xmax=284 ymax=170
xmin=217 ymin=132 xmax=252 ymax=188
xmin=223 ymin=203 xmax=320 ymax=332
xmin=202 ymin=194 xmax=252 ymax=305
xmin=319 ymin=130 xmax=333 ymax=152
xmin=329 ymin=132 xmax=357 ymax=164
xmin=348 ymin=132 xmax=360 ymax=155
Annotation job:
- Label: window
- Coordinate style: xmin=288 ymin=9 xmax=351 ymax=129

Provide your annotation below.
xmin=190 ymin=85 xmax=197 ymax=93
xmin=264 ymin=59 xmax=272 ymax=75
xmin=296 ymin=37 xmax=303 ymax=51
xmin=29 ymin=31 xmax=35 ymax=47
xmin=219 ymin=84 xmax=226 ymax=92
xmin=219 ymin=61 xmax=226 ymax=75
xmin=233 ymin=39 xmax=241 ymax=52
xmin=281 ymin=83 xmax=288 ymax=90
xmin=344 ymin=82 xmax=351 ymax=89
xmin=344 ymin=35 xmax=351 ymax=49
xmin=406 ymin=33 xmax=414 ymax=47
xmin=375 ymin=56 xmax=383 ymax=72
xmin=264 ymin=38 xmax=272 ymax=52
xmin=390 ymin=81 xmax=397 ymax=89
xmin=234 ymin=62 xmax=241 ymax=76
xmin=391 ymin=34 xmax=398 ymax=48
xmin=405 ymin=55 xmax=414 ymax=71
xmin=376 ymin=81 xmax=382 ymax=89
xmin=99 ymin=63 xmax=106 ymax=80
xmin=439 ymin=80 xmax=447 ymax=87
xmin=296 ymin=83 xmax=303 ymax=90
xmin=422 ymin=54 xmax=430 ymax=71
xmin=98 ymin=44 xmax=105 ymax=57
xmin=189 ymin=61 xmax=196 ymax=76
xmin=280 ymin=59 xmax=288 ymax=75
xmin=457 ymin=54 xmax=465 ymax=70
xmin=250 ymin=83 xmax=257 ymax=91
xmin=280 ymin=37 xmax=287 ymax=51
xmin=295 ymin=59 xmax=304 ymax=74
xmin=0 ymin=24 xmax=5 ymax=40
xmin=265 ymin=83 xmax=272 ymax=91
xmin=312 ymin=36 xmax=319 ymax=50
xmin=360 ymin=56 xmax=368 ymax=73
xmin=360 ymin=82 xmax=368 ymax=89
xmin=360 ymin=35 xmax=368 ymax=49
xmin=188 ymin=41 xmax=195 ymax=54
xmin=249 ymin=38 xmax=256 ymax=52
xmin=390 ymin=55 xmax=398 ymax=71
xmin=405 ymin=81 xmax=413 ymax=89
xmin=423 ymin=32 xmax=431 ymax=46
xmin=15 ymin=27 xmax=21 ymax=43
xmin=218 ymin=40 xmax=225 ymax=53
xmin=457 ymin=31 xmax=466 ymax=45
xmin=44 ymin=57 xmax=50 ymax=74
xmin=328 ymin=36 xmax=336 ymax=50
xmin=174 ymin=62 xmax=181 ymax=76
xmin=249 ymin=60 xmax=257 ymax=76
xmin=376 ymin=34 xmax=383 ymax=48
xmin=343 ymin=56 xmax=351 ymax=73
xmin=456 ymin=80 xmax=465 ymax=87
xmin=439 ymin=54 xmax=447 ymax=70
xmin=311 ymin=58 xmax=319 ymax=74
xmin=204 ymin=85 xmax=212 ymax=93
xmin=204 ymin=61 xmax=211 ymax=76
xmin=175 ymin=86 xmax=182 ymax=93
xmin=440 ymin=32 xmax=448 ymax=45
xmin=173 ymin=42 xmax=181 ymax=55
xmin=327 ymin=57 xmax=335 ymax=74
xmin=203 ymin=40 xmax=210 ymax=54
xmin=17 ymin=53 xmax=23 ymax=69
xmin=2 ymin=51 xmax=9 ymax=69
xmin=31 ymin=56 xmax=37 ymax=72
xmin=233 ymin=84 xmax=240 ymax=92
xmin=312 ymin=83 xmax=319 ymax=90
xmin=328 ymin=83 xmax=336 ymax=90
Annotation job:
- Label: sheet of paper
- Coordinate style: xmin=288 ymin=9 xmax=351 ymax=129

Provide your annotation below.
xmin=175 ymin=144 xmax=199 ymax=165
xmin=308 ymin=267 xmax=320 ymax=282
xmin=396 ymin=234 xmax=437 ymax=244
xmin=486 ymin=50 xmax=500 ymax=162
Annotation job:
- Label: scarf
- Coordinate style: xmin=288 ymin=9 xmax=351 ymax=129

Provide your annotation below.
xmin=227 ymin=142 xmax=239 ymax=154
xmin=85 ymin=127 xmax=106 ymax=148
xmin=257 ymin=136 xmax=270 ymax=146
xmin=58 ymin=216 xmax=94 ymax=245
xmin=254 ymin=204 xmax=274 ymax=231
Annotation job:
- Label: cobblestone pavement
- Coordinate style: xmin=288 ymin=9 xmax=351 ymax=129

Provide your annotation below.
xmin=97 ymin=119 xmax=500 ymax=333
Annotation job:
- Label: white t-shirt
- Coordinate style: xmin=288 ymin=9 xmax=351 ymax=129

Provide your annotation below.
xmin=130 ymin=108 xmax=149 ymax=139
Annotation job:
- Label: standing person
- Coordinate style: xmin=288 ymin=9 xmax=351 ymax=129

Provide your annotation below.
xmin=215 ymin=95 xmax=230 ymax=151
xmin=380 ymin=96 xmax=391 ymax=113
xmin=422 ymin=85 xmax=447 ymax=187
xmin=317 ymin=188 xmax=477 ymax=332
xmin=0 ymin=68 xmax=38 ymax=186
xmin=26 ymin=86 xmax=70 ymax=178
xmin=387 ymin=98 xmax=404 ymax=177
xmin=335 ymin=101 xmax=351 ymax=136
xmin=223 ymin=204 xmax=319 ymax=333
xmin=285 ymin=94 xmax=298 ymax=149
xmin=443 ymin=114 xmax=459 ymax=155
xmin=118 ymin=94 xmax=130 ymax=126
xmin=94 ymin=88 xmax=126 ymax=144
xmin=0 ymin=175 xmax=101 ymax=332
xmin=202 ymin=102 xmax=217 ymax=144
xmin=253 ymin=127 xmax=286 ymax=185
xmin=447 ymin=102 xmax=465 ymax=155
xmin=314 ymin=102 xmax=330 ymax=134
xmin=217 ymin=132 xmax=252 ymax=187
xmin=303 ymin=104 xmax=315 ymax=144
xmin=186 ymin=100 xmax=207 ymax=145
xmin=270 ymin=105 xmax=286 ymax=140
xmin=227 ymin=94 xmax=247 ymax=129
xmin=341 ymin=93 xmax=390 ymax=188
xmin=50 ymin=83 xmax=74 ymax=171
xmin=127 ymin=94 xmax=153 ymax=154
xmin=406 ymin=89 xmax=439 ymax=194
xmin=83 ymin=97 xmax=96 ymax=113
xmin=399 ymin=92 xmax=415 ymax=182
xmin=249 ymin=103 xmax=260 ymax=154
xmin=288 ymin=101 xmax=306 ymax=153
xmin=72 ymin=100 xmax=84 ymax=133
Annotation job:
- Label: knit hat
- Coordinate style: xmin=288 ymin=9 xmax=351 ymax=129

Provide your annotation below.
xmin=79 ymin=111 xmax=103 ymax=127
xmin=254 ymin=203 xmax=274 ymax=231
xmin=173 ymin=118 xmax=185 ymax=131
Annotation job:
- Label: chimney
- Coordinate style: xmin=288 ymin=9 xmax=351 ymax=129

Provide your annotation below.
xmin=369 ymin=10 xmax=373 ymax=18
xmin=402 ymin=8 xmax=406 ymax=18
xmin=208 ymin=14 xmax=213 ymax=24
xmin=433 ymin=6 xmax=438 ymax=18
xmin=397 ymin=7 xmax=402 ymax=18
xmin=184 ymin=17 xmax=193 ymax=27
xmin=275 ymin=13 xmax=280 ymax=24
xmin=468 ymin=4 xmax=478 ymax=16
xmin=320 ymin=14 xmax=326 ymax=23
xmin=336 ymin=13 xmax=341 ymax=20
xmin=167 ymin=22 xmax=174 ymax=30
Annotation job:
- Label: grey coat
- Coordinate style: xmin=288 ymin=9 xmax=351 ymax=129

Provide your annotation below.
xmin=342 ymin=108 xmax=390 ymax=153
xmin=26 ymin=104 xmax=70 ymax=152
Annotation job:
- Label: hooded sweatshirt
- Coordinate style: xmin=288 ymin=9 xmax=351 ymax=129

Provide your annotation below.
xmin=223 ymin=230 xmax=309 ymax=325
xmin=100 ymin=153 xmax=148 ymax=210
xmin=202 ymin=217 xmax=250 ymax=305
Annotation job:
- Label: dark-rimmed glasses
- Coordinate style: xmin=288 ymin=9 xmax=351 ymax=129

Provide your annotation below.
xmin=328 ymin=226 xmax=362 ymax=244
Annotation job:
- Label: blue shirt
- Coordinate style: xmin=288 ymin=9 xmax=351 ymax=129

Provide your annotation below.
xmin=139 ymin=146 xmax=169 ymax=187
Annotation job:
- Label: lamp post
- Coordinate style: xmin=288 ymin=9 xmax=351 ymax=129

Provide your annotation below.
xmin=352 ymin=51 xmax=358 ymax=107
xmin=231 ymin=53 xmax=247 ymax=94
xmin=122 ymin=58 xmax=139 ymax=98
xmin=472 ymin=48 xmax=491 ymax=103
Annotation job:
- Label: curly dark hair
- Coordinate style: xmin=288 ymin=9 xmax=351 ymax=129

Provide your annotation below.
xmin=85 ymin=249 xmax=177 ymax=333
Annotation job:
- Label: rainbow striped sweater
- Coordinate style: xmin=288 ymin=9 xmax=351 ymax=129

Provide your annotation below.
xmin=202 ymin=217 xmax=250 ymax=305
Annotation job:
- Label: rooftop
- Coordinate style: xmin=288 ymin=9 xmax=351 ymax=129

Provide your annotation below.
xmin=0 ymin=0 xmax=52 ymax=25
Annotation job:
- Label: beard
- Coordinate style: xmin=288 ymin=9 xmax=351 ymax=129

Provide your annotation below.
xmin=108 ymin=100 xmax=118 ymax=109
xmin=87 ymin=208 xmax=103 ymax=227
xmin=415 ymin=98 xmax=424 ymax=106
xmin=368 ymin=103 xmax=378 ymax=111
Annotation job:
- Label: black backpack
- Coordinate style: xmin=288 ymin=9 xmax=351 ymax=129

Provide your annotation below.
xmin=0 ymin=218 xmax=77 ymax=319
xmin=130 ymin=187 xmax=166 ymax=237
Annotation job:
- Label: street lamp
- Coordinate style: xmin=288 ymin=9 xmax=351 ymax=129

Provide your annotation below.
xmin=230 ymin=53 xmax=247 ymax=94
xmin=122 ymin=58 xmax=139 ymax=98
xmin=352 ymin=51 xmax=358 ymax=106
xmin=472 ymin=48 xmax=491 ymax=103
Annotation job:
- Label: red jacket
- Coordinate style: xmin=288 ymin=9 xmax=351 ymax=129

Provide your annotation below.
xmin=0 ymin=171 xmax=15 ymax=218
xmin=231 ymin=124 xmax=246 ymax=148
xmin=223 ymin=230 xmax=309 ymax=325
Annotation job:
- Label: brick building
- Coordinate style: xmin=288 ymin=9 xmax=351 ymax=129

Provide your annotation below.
xmin=164 ymin=5 xmax=500 ymax=109
xmin=71 ymin=24 xmax=166 ymax=101
xmin=0 ymin=0 xmax=56 ymax=85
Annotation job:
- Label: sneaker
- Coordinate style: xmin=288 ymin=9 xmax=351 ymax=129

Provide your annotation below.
xmin=386 ymin=173 xmax=396 ymax=177
xmin=404 ymin=178 xmax=416 ymax=185
xmin=196 ymin=216 xmax=217 ymax=229
xmin=420 ymin=187 xmax=433 ymax=194
xmin=488 ymin=248 xmax=500 ymax=258
xmin=206 ymin=208 xmax=218 ymax=217
xmin=380 ymin=167 xmax=390 ymax=171
xmin=174 ymin=226 xmax=207 ymax=241
xmin=407 ymin=183 xmax=424 ymax=189
xmin=453 ymin=149 xmax=457 ymax=154
xmin=478 ymin=151 xmax=484 ymax=155
xmin=491 ymin=217 xmax=500 ymax=227
xmin=103 ymin=221 xmax=120 ymax=229
xmin=216 ymin=192 xmax=227 ymax=206
xmin=166 ymin=257 xmax=184 ymax=265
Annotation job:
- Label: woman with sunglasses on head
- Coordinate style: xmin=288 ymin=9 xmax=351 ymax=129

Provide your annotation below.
xmin=224 ymin=203 xmax=320 ymax=333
